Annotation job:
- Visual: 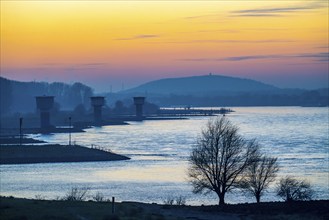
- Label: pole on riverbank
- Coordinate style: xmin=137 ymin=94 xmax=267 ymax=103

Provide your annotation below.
xmin=69 ymin=117 xmax=71 ymax=146
xmin=19 ymin=117 xmax=23 ymax=147
xmin=112 ymin=197 xmax=115 ymax=214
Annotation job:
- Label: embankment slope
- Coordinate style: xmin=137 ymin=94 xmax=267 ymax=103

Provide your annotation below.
xmin=0 ymin=144 xmax=129 ymax=164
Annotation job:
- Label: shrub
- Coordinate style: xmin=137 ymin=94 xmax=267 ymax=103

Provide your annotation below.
xmin=62 ymin=187 xmax=90 ymax=201
xmin=276 ymin=176 xmax=314 ymax=202
xmin=93 ymin=192 xmax=105 ymax=202
xmin=34 ymin=194 xmax=46 ymax=200
xmin=175 ymin=196 xmax=186 ymax=206
xmin=163 ymin=196 xmax=186 ymax=206
xmin=163 ymin=197 xmax=174 ymax=205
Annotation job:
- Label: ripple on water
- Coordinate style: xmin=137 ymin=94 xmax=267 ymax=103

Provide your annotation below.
xmin=1 ymin=107 xmax=328 ymax=204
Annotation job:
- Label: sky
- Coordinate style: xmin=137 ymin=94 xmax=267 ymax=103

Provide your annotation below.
xmin=1 ymin=0 xmax=328 ymax=92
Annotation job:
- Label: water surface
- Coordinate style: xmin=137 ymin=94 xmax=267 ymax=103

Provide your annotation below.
xmin=1 ymin=107 xmax=328 ymax=205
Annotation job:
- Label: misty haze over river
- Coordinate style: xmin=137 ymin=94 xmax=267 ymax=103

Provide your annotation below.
xmin=0 ymin=107 xmax=328 ymax=205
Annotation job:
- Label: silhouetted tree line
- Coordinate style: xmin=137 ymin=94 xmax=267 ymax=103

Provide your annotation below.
xmin=0 ymin=77 xmax=12 ymax=117
xmin=104 ymin=100 xmax=159 ymax=116
xmin=149 ymin=90 xmax=328 ymax=107
xmin=0 ymin=77 xmax=93 ymax=116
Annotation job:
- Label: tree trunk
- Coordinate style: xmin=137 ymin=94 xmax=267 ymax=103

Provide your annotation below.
xmin=256 ymin=193 xmax=260 ymax=203
xmin=218 ymin=193 xmax=225 ymax=205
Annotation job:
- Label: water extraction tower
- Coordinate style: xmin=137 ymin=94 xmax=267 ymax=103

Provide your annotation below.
xmin=36 ymin=96 xmax=54 ymax=130
xmin=90 ymin=96 xmax=105 ymax=125
xmin=133 ymin=97 xmax=145 ymax=120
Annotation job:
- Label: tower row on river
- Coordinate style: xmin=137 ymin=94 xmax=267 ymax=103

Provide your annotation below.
xmin=35 ymin=96 xmax=146 ymax=130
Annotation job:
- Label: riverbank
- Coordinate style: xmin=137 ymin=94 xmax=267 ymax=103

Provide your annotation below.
xmin=0 ymin=136 xmax=45 ymax=145
xmin=0 ymin=144 xmax=130 ymax=164
xmin=0 ymin=196 xmax=328 ymax=220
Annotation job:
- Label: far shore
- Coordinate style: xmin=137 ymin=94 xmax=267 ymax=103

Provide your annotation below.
xmin=0 ymin=144 xmax=130 ymax=164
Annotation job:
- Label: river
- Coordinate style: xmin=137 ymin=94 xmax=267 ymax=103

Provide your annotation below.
xmin=0 ymin=107 xmax=328 ymax=205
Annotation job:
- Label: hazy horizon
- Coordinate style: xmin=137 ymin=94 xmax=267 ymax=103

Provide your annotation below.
xmin=2 ymin=73 xmax=328 ymax=94
xmin=1 ymin=1 xmax=328 ymax=92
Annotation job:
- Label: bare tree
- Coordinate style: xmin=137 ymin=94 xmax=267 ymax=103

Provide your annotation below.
xmin=276 ymin=176 xmax=314 ymax=202
xmin=188 ymin=116 xmax=259 ymax=205
xmin=240 ymin=156 xmax=279 ymax=203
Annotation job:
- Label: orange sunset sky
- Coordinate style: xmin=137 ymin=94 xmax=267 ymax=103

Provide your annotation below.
xmin=1 ymin=0 xmax=328 ymax=92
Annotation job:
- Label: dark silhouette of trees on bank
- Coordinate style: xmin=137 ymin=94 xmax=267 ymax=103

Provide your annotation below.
xmin=240 ymin=156 xmax=279 ymax=203
xmin=0 ymin=77 xmax=93 ymax=115
xmin=109 ymin=100 xmax=159 ymax=116
xmin=276 ymin=176 xmax=314 ymax=202
xmin=188 ymin=116 xmax=259 ymax=205
xmin=147 ymin=89 xmax=329 ymax=107
xmin=0 ymin=77 xmax=13 ymax=116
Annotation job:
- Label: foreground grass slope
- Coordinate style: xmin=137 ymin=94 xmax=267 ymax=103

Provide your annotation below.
xmin=1 ymin=197 xmax=328 ymax=220
xmin=0 ymin=197 xmax=175 ymax=220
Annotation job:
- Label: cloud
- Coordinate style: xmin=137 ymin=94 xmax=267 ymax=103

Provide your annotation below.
xmin=295 ymin=52 xmax=329 ymax=62
xmin=243 ymin=28 xmax=290 ymax=31
xmin=40 ymin=62 xmax=109 ymax=71
xmin=177 ymin=55 xmax=285 ymax=62
xmin=41 ymin=63 xmax=63 ymax=66
xmin=197 ymin=29 xmax=240 ymax=33
xmin=183 ymin=13 xmax=225 ymax=21
xmin=159 ymin=39 xmax=293 ymax=44
xmin=177 ymin=28 xmax=289 ymax=35
xmin=193 ymin=39 xmax=293 ymax=44
xmin=184 ymin=14 xmax=212 ymax=20
xmin=41 ymin=62 xmax=107 ymax=66
xmin=182 ymin=12 xmax=228 ymax=24
xmin=232 ymin=1 xmax=326 ymax=17
xmin=79 ymin=63 xmax=108 ymax=67
xmin=315 ymin=46 xmax=329 ymax=49
xmin=233 ymin=13 xmax=282 ymax=17
xmin=115 ymin=34 xmax=159 ymax=41
xmin=178 ymin=58 xmax=215 ymax=62
xmin=222 ymin=55 xmax=284 ymax=61
xmin=177 ymin=52 xmax=328 ymax=62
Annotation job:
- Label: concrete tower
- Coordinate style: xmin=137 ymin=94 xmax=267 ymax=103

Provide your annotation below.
xmin=36 ymin=96 xmax=54 ymax=129
xmin=90 ymin=96 xmax=105 ymax=125
xmin=133 ymin=97 xmax=145 ymax=120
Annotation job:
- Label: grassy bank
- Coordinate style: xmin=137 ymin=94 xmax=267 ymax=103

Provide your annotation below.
xmin=0 ymin=144 xmax=129 ymax=164
xmin=0 ymin=196 xmax=328 ymax=220
xmin=0 ymin=137 xmax=45 ymax=145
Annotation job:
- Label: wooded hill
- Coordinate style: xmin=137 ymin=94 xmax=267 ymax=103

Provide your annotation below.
xmin=121 ymin=74 xmax=279 ymax=96
xmin=119 ymin=74 xmax=328 ymax=107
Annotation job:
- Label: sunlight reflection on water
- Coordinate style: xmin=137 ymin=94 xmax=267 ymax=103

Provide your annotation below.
xmin=0 ymin=107 xmax=328 ymax=205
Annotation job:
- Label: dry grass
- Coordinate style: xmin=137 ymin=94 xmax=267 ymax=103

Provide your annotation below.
xmin=1 ymin=196 xmax=328 ymax=220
